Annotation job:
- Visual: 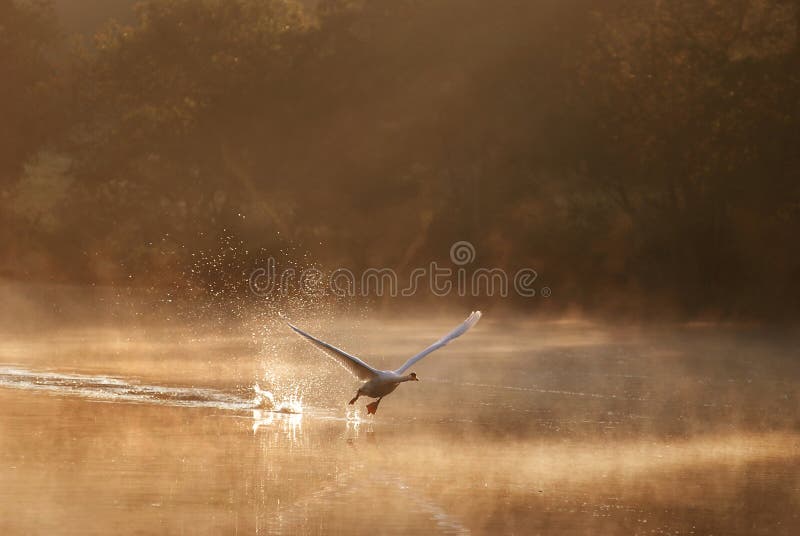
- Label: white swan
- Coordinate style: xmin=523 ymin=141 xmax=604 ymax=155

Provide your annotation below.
xmin=287 ymin=311 xmax=482 ymax=414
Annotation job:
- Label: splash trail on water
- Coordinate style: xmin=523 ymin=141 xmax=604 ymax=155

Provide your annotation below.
xmin=0 ymin=366 xmax=302 ymax=414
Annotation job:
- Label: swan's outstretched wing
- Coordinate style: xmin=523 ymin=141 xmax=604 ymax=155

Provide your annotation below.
xmin=394 ymin=311 xmax=482 ymax=374
xmin=287 ymin=322 xmax=379 ymax=381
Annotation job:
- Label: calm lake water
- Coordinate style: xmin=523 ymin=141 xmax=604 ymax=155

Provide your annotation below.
xmin=0 ymin=315 xmax=798 ymax=534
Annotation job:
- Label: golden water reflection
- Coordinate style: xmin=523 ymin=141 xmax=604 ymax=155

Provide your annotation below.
xmin=0 ymin=319 xmax=798 ymax=534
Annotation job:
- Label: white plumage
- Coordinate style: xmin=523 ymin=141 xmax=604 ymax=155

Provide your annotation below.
xmin=287 ymin=311 xmax=482 ymax=414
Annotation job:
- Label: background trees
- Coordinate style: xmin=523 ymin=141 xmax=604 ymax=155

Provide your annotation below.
xmin=1 ymin=0 xmax=799 ymax=317
xmin=0 ymin=0 xmax=60 ymax=183
xmin=0 ymin=0 xmax=67 ymax=277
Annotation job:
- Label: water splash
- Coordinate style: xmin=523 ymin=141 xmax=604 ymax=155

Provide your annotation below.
xmin=253 ymin=382 xmax=303 ymax=414
xmin=253 ymin=383 xmax=276 ymax=408
xmin=0 ymin=366 xmax=302 ymax=416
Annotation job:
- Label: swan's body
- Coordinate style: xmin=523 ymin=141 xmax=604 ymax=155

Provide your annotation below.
xmin=357 ymin=372 xmax=414 ymax=399
xmin=287 ymin=311 xmax=482 ymax=414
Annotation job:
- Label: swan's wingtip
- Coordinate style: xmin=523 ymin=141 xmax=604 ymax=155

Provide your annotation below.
xmin=279 ymin=312 xmax=298 ymax=329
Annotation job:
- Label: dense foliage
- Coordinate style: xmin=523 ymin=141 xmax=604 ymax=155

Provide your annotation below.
xmin=2 ymin=0 xmax=799 ymax=317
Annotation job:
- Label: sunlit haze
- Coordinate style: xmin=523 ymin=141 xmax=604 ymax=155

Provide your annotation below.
xmin=1 ymin=1 xmax=799 ymax=534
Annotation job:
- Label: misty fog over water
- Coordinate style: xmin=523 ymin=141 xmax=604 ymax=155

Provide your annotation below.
xmin=3 ymin=0 xmax=800 ymax=534
xmin=1 ymin=290 xmax=798 ymax=534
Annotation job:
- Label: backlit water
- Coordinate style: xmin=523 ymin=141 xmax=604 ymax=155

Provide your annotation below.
xmin=0 ymin=316 xmax=798 ymax=534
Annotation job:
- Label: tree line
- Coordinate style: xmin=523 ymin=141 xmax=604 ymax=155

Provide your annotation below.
xmin=1 ymin=0 xmax=799 ymax=318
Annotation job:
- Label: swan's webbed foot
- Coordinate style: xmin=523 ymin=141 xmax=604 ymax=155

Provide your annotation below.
xmin=366 ymin=399 xmax=381 ymax=415
xmin=348 ymin=394 xmax=359 ymax=405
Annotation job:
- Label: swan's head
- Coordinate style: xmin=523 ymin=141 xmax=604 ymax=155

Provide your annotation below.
xmin=409 ymin=372 xmax=419 ymax=381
